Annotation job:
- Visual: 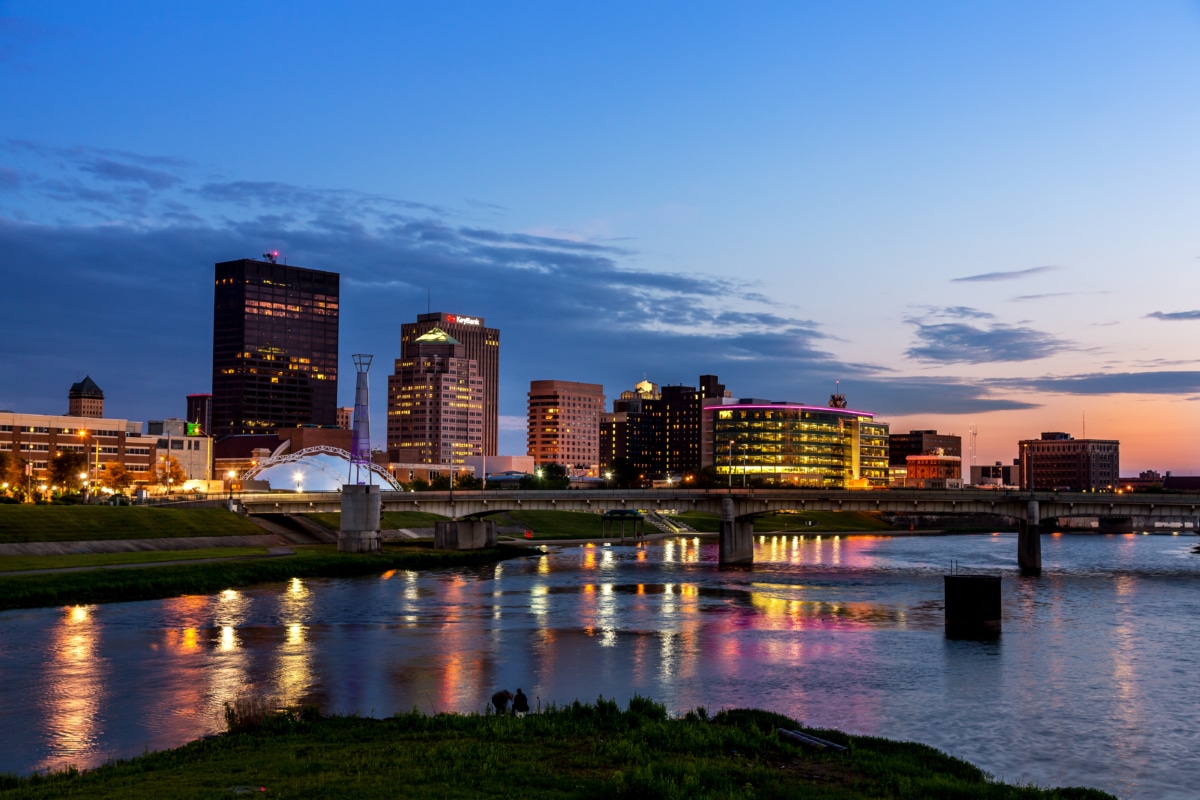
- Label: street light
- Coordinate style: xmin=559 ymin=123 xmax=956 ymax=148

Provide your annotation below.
xmin=728 ymin=439 xmax=734 ymax=490
xmin=79 ymin=471 xmax=88 ymax=502
xmin=294 ymin=471 xmax=303 ymax=493
xmin=536 ymin=467 xmax=544 ymax=488
xmin=604 ymin=470 xmax=613 ymax=489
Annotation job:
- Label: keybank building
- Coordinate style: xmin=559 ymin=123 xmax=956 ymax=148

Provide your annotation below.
xmin=706 ymin=402 xmax=889 ymax=488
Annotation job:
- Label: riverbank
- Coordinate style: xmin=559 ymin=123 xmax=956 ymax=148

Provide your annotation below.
xmin=0 ymin=543 xmax=525 ymax=611
xmin=0 ymin=506 xmax=262 ymax=544
xmin=0 ymin=698 xmax=1114 ymax=799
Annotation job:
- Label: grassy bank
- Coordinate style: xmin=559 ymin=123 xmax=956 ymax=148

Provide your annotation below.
xmin=0 ymin=698 xmax=1114 ymax=799
xmin=308 ymin=511 xmax=449 ymax=531
xmin=668 ymin=510 xmax=895 ymax=533
xmin=0 ymin=506 xmax=262 ymax=544
xmin=0 ymin=543 xmax=523 ymax=611
xmin=499 ymin=510 xmax=608 ymax=539
xmin=0 ymin=547 xmax=272 ymax=573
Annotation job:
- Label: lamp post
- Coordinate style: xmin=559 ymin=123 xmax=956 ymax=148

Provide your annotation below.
xmin=294 ymin=471 xmax=303 ymax=494
xmin=728 ymin=439 xmax=734 ymax=490
xmin=79 ymin=471 xmax=88 ymax=502
xmin=536 ymin=467 xmax=544 ymax=489
xmin=741 ymin=445 xmax=747 ymax=489
xmin=605 ymin=470 xmax=612 ymax=490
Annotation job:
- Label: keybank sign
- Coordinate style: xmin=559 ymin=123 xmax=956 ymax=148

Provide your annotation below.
xmin=446 ymin=314 xmax=482 ymax=326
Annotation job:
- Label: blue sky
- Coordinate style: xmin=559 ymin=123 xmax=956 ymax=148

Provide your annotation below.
xmin=2 ymin=1 xmax=1200 ymax=472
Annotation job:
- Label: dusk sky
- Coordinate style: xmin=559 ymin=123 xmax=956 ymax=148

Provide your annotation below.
xmin=3 ymin=1 xmax=1199 ymax=473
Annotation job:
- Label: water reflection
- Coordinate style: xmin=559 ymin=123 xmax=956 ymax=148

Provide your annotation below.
xmin=2 ymin=534 xmax=1198 ymax=799
xmin=38 ymin=605 xmax=105 ymax=772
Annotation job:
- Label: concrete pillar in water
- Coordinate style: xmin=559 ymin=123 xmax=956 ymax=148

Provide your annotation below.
xmin=434 ymin=519 xmax=496 ymax=550
xmin=944 ymin=574 xmax=1001 ymax=637
xmin=339 ymin=484 xmax=381 ymax=553
xmin=1018 ymin=498 xmax=1041 ymax=575
xmin=719 ymin=496 xmax=753 ymax=565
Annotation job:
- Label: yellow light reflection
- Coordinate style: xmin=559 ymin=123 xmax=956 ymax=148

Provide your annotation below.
xmin=39 ymin=605 xmax=104 ymax=772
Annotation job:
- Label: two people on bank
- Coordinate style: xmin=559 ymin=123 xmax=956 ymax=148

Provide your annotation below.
xmin=491 ymin=688 xmax=530 ymax=716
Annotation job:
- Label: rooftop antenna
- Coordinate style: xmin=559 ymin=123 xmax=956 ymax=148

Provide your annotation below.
xmin=1082 ymin=409 xmax=1086 ymax=439
xmin=968 ymin=423 xmax=978 ymax=466
xmin=427 ymin=288 xmax=431 ymax=315
xmin=262 ymin=250 xmax=279 ymax=264
xmin=829 ymin=380 xmax=847 ymax=409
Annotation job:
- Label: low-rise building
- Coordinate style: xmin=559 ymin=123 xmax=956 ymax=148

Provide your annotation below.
xmin=147 ymin=419 xmax=213 ymax=482
xmin=1018 ymin=432 xmax=1119 ymax=492
xmin=1 ymin=411 xmax=156 ymax=491
xmin=904 ymin=450 xmax=963 ymax=489
xmin=970 ymin=460 xmax=1022 ymax=489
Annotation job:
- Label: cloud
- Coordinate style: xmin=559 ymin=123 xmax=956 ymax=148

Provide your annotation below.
xmin=1146 ymin=310 xmax=1200 ymax=321
xmin=906 ymin=321 xmax=1066 ymax=363
xmin=81 ymin=159 xmax=180 ymax=190
xmin=951 ymin=265 xmax=1058 ymax=283
xmin=0 ymin=167 xmax=20 ymax=190
xmin=998 ymin=371 xmax=1200 ymax=396
xmin=498 ymin=415 xmax=526 ymax=432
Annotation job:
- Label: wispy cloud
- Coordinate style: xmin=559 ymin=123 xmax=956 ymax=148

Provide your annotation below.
xmin=1146 ymin=310 xmax=1200 ymax=321
xmin=951 ymin=265 xmax=1058 ymax=283
xmin=998 ymin=371 xmax=1200 ymax=396
xmin=906 ymin=321 xmax=1066 ymax=363
xmin=81 ymin=159 xmax=180 ymax=190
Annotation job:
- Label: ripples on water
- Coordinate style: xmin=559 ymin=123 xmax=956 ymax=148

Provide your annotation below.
xmin=1 ymin=532 xmax=1198 ymax=799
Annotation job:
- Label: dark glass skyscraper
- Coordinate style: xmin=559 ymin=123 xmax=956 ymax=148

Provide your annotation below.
xmin=211 ymin=259 xmax=340 ymax=438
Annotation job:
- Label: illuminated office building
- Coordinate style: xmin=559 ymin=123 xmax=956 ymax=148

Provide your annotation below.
xmin=211 ymin=258 xmax=339 ymax=438
xmin=527 ymin=380 xmax=605 ymax=468
xmin=707 ymin=401 xmax=889 ymax=488
xmin=401 ymin=312 xmax=499 ymax=455
xmin=387 ymin=327 xmax=483 ymax=465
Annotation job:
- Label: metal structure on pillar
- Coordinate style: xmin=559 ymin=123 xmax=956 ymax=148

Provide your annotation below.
xmin=340 ymin=354 xmax=382 ymax=553
xmin=349 ymin=354 xmax=373 ymax=485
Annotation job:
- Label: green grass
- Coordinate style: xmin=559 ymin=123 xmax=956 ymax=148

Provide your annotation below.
xmin=667 ymin=510 xmax=895 ymax=533
xmin=0 ymin=547 xmax=273 ymax=573
xmin=496 ymin=510 xmax=609 ymax=539
xmin=0 ymin=506 xmax=262 ymax=544
xmin=0 ymin=698 xmax=1115 ymax=799
xmin=308 ymin=511 xmax=449 ymax=531
xmin=0 ymin=543 xmax=524 ymax=611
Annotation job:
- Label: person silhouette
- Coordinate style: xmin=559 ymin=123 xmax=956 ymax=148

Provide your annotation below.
xmin=491 ymin=689 xmax=513 ymax=714
xmin=512 ymin=688 xmax=530 ymax=717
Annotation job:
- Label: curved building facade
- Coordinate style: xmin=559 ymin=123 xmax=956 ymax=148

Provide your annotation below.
xmin=709 ymin=403 xmax=889 ymax=488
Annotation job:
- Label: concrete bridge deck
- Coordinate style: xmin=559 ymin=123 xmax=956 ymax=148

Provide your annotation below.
xmin=236 ymin=487 xmax=1200 ymax=524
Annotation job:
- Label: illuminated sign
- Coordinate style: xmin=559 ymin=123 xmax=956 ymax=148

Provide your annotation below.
xmin=185 ymin=422 xmax=202 ymax=436
xmin=445 ymin=314 xmax=482 ymax=326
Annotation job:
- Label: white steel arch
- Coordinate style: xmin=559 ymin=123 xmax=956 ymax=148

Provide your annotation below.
xmin=242 ymin=445 xmax=403 ymax=490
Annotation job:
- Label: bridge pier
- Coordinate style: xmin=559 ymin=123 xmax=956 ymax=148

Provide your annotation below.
xmin=339 ymin=484 xmax=381 ymax=553
xmin=434 ymin=519 xmax=496 ymax=550
xmin=1018 ymin=498 xmax=1041 ymax=575
xmin=719 ymin=497 xmax=753 ymax=565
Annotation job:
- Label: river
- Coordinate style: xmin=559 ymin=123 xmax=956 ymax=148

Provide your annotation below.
xmin=1 ymin=532 xmax=1197 ymax=798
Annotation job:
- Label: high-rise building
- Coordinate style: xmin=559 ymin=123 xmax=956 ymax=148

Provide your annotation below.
xmin=186 ymin=393 xmax=212 ymax=436
xmin=211 ymin=258 xmax=339 ymax=438
xmin=1018 ymin=432 xmax=1119 ymax=492
xmin=888 ymin=430 xmax=961 ymax=467
xmin=527 ymin=380 xmax=605 ymax=468
xmin=337 ymin=406 xmax=354 ymax=430
xmin=67 ymin=376 xmax=104 ymax=418
xmin=401 ymin=312 xmax=499 ymax=455
xmin=601 ymin=375 xmax=727 ymax=478
xmin=387 ymin=327 xmax=483 ymax=465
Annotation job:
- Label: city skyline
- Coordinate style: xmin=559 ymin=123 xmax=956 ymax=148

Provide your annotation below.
xmin=3 ymin=2 xmax=1200 ymax=472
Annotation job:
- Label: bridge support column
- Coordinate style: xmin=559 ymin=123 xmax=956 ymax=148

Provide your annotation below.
xmin=719 ymin=497 xmax=753 ymax=565
xmin=339 ymin=484 xmax=381 ymax=553
xmin=435 ymin=519 xmax=496 ymax=550
xmin=1018 ymin=499 xmax=1041 ymax=575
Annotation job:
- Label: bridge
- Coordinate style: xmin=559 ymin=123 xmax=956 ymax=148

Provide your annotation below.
xmin=235 ymin=488 xmax=1200 ymax=573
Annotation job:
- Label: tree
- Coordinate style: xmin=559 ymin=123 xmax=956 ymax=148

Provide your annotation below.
xmin=101 ymin=461 xmax=133 ymax=492
xmin=519 ymin=463 xmax=570 ymax=490
xmin=50 ymin=451 xmax=89 ymax=492
xmin=409 ymin=477 xmax=431 ymax=492
xmin=429 ymin=473 xmax=452 ymax=490
xmin=608 ymin=457 xmax=640 ymax=489
xmin=2 ymin=455 xmax=28 ymax=498
xmin=455 ymin=473 xmax=483 ymax=490
xmin=156 ymin=455 xmax=188 ymax=489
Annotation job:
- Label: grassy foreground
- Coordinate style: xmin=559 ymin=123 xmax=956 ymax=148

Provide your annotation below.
xmin=0 ymin=544 xmax=523 ymax=611
xmin=0 ymin=698 xmax=1114 ymax=799
xmin=0 ymin=506 xmax=262 ymax=544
